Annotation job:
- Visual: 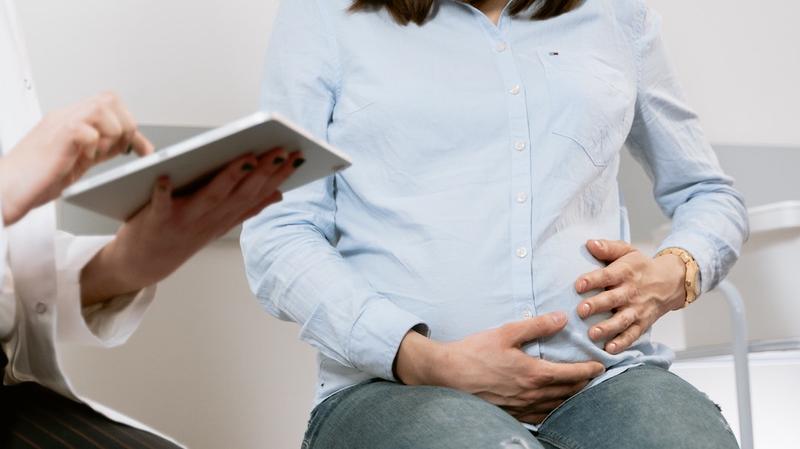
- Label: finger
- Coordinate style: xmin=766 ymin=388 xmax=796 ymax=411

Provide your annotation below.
xmin=184 ymin=154 xmax=259 ymax=221
xmin=577 ymin=285 xmax=635 ymax=319
xmin=255 ymin=150 xmax=304 ymax=196
xmin=151 ymin=176 xmax=173 ymax=217
xmin=229 ymin=148 xmax=288 ymax=198
xmin=237 ymin=190 xmax=282 ymax=224
xmin=87 ymin=101 xmax=124 ymax=157
xmin=606 ymin=323 xmax=645 ymax=355
xmin=518 ymin=382 xmax=587 ymax=405
xmin=585 ymin=239 xmax=634 ymax=263
xmin=588 ymin=307 xmax=638 ymax=342
xmin=505 ymin=398 xmax=566 ymax=416
xmin=129 ymin=130 xmax=155 ymax=157
xmin=575 ymin=263 xmax=629 ymax=294
xmin=70 ymin=123 xmax=101 ymax=169
xmin=475 ymin=392 xmax=529 ymax=408
xmin=211 ymin=191 xmax=284 ymax=240
xmin=501 ymin=312 xmax=567 ymax=347
xmin=536 ymin=360 xmax=605 ymax=386
xmin=106 ymin=94 xmax=138 ymax=156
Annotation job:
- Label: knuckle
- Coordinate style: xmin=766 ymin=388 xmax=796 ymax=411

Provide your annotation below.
xmin=621 ymin=265 xmax=636 ymax=280
xmin=100 ymin=91 xmax=118 ymax=104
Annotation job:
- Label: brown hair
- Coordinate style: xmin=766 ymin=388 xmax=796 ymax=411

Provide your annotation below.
xmin=350 ymin=0 xmax=581 ymax=25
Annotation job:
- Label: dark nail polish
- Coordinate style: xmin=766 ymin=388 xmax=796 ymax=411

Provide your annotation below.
xmin=293 ymin=158 xmax=306 ymax=168
xmin=242 ymin=163 xmax=255 ymax=172
xmin=273 ymin=157 xmax=286 ymax=165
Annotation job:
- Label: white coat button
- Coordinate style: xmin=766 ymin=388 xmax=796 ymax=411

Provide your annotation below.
xmin=35 ymin=302 xmax=47 ymax=314
xmin=516 ymin=192 xmax=528 ymax=203
xmin=514 ymin=141 xmax=526 ymax=151
xmin=509 ymin=85 xmax=521 ymax=95
xmin=516 ymin=247 xmax=528 ymax=258
xmin=522 ymin=310 xmax=533 ymax=319
xmin=495 ymin=42 xmax=508 ymax=53
xmin=23 ymin=79 xmax=32 ymax=90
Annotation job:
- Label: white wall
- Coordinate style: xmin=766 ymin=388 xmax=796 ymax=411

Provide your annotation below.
xmin=648 ymin=0 xmax=800 ymax=147
xmin=18 ymin=0 xmax=800 ymax=145
xmin=16 ymin=0 xmax=280 ymax=127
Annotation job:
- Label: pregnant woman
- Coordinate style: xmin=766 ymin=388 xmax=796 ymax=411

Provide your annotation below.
xmin=242 ymin=0 xmax=748 ymax=448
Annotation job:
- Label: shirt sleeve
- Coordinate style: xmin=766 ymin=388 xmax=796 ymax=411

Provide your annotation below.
xmin=625 ymin=4 xmax=750 ymax=293
xmin=241 ymin=0 xmax=428 ymax=382
xmin=54 ymin=231 xmax=156 ymax=347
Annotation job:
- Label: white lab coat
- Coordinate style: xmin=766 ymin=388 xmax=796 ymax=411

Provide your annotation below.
xmin=0 ymin=0 xmax=181 ymax=444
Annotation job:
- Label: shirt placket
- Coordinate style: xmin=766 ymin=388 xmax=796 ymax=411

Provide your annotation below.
xmin=480 ymin=17 xmax=539 ymax=357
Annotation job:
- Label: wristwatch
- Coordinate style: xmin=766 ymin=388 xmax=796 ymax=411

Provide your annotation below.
xmin=656 ymin=247 xmax=700 ymax=309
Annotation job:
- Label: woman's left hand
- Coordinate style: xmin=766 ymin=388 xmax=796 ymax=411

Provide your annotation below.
xmin=574 ymin=239 xmax=687 ymax=354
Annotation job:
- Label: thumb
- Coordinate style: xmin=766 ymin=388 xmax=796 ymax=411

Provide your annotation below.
xmin=503 ymin=312 xmax=567 ymax=347
xmin=586 ymin=239 xmax=633 ymax=263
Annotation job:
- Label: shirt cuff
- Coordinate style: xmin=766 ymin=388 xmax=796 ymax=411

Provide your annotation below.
xmin=348 ymin=298 xmax=429 ymax=382
xmin=54 ymin=232 xmax=157 ymax=347
xmin=657 ymin=231 xmax=718 ymax=294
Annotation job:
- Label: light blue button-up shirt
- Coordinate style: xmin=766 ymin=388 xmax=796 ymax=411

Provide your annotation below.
xmin=241 ymin=0 xmax=748 ymax=406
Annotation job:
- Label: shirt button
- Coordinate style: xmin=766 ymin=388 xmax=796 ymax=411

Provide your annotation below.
xmin=495 ymin=42 xmax=508 ymax=53
xmin=35 ymin=302 xmax=47 ymax=314
xmin=514 ymin=141 xmax=527 ymax=152
xmin=509 ymin=85 xmax=521 ymax=95
xmin=522 ymin=310 xmax=533 ymax=319
xmin=516 ymin=192 xmax=528 ymax=203
xmin=23 ymin=78 xmax=32 ymax=90
xmin=516 ymin=247 xmax=528 ymax=259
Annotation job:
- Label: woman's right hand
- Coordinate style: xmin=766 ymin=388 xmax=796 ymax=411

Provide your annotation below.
xmin=0 ymin=92 xmax=152 ymax=226
xmin=395 ymin=312 xmax=605 ymax=424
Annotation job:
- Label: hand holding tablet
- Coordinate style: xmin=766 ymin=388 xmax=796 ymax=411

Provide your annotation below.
xmin=62 ymin=112 xmax=352 ymax=220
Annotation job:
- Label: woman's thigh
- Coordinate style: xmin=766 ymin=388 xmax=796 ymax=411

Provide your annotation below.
xmin=304 ymin=380 xmax=545 ymax=449
xmin=536 ymin=365 xmax=739 ymax=449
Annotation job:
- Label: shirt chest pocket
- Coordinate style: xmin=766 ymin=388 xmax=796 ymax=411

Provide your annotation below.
xmin=538 ymin=49 xmax=636 ymax=167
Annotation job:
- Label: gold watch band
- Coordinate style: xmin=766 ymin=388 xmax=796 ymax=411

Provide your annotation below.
xmin=656 ymin=247 xmax=700 ymax=308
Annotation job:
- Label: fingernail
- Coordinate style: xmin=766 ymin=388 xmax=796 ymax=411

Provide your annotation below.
xmin=607 ymin=342 xmax=618 ymax=353
xmin=273 ymin=157 xmax=285 ymax=165
xmin=550 ymin=312 xmax=566 ymax=324
xmin=242 ymin=163 xmax=255 ymax=172
xmin=578 ymin=279 xmax=588 ymax=292
xmin=293 ymin=158 xmax=306 ymax=168
xmin=591 ymin=327 xmax=602 ymax=339
xmin=594 ymin=240 xmax=604 ymax=249
xmin=580 ymin=303 xmax=591 ymax=316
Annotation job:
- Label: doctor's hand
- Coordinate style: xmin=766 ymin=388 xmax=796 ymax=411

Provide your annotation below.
xmin=395 ymin=312 xmax=605 ymax=425
xmin=80 ymin=149 xmax=303 ymax=307
xmin=575 ymin=239 xmax=686 ymax=354
xmin=0 ymin=92 xmax=153 ymax=226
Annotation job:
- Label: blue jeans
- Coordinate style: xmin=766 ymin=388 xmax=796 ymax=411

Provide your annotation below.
xmin=302 ymin=365 xmax=739 ymax=449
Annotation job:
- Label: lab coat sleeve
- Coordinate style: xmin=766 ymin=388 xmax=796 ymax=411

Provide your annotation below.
xmin=54 ymin=231 xmax=156 ymax=347
xmin=624 ymin=3 xmax=750 ymax=293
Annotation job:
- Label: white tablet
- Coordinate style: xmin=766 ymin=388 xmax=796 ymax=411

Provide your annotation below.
xmin=62 ymin=112 xmax=352 ymax=221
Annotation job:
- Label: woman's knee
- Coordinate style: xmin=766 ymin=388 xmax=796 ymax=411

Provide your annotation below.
xmin=308 ymin=381 xmax=544 ymax=449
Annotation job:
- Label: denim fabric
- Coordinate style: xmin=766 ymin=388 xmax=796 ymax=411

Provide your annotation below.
xmin=241 ymin=0 xmax=748 ymax=407
xmin=303 ymin=366 xmax=738 ymax=449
